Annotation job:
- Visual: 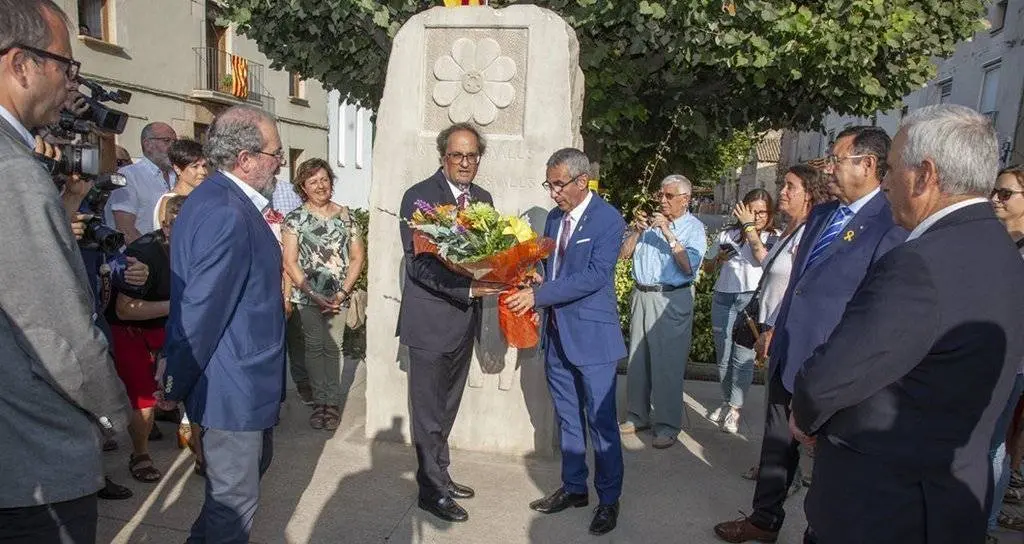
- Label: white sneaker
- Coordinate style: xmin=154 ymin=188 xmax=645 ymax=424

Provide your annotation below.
xmin=722 ymin=408 xmax=740 ymax=434
xmin=708 ymin=403 xmax=729 ymax=424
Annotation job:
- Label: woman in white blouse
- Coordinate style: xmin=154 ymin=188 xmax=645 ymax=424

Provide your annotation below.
xmin=704 ymin=189 xmax=778 ymax=434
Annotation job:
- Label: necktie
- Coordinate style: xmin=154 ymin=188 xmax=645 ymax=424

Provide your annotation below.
xmin=457 ymin=191 xmax=469 ymax=210
xmin=804 ymin=205 xmax=853 ymax=270
xmin=555 ymin=215 xmax=572 ymax=278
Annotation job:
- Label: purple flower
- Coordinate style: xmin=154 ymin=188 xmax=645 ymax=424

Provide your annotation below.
xmin=453 ymin=224 xmax=467 ymax=235
xmin=414 ymin=199 xmax=436 ymax=216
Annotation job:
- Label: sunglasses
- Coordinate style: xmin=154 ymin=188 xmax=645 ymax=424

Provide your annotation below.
xmin=991 ymin=188 xmax=1024 ymax=202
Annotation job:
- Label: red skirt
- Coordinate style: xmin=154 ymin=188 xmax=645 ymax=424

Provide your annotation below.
xmin=110 ymin=324 xmax=165 ymax=410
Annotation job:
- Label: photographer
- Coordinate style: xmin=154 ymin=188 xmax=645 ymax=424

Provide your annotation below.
xmin=0 ymin=1 xmax=131 ymax=541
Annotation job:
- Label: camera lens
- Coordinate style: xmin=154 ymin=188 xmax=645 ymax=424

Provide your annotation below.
xmin=84 ymin=219 xmax=125 ymax=254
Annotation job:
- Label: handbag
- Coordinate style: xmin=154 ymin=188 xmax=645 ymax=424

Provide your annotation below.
xmin=731 ymin=229 xmax=799 ymax=349
xmin=346 ymin=288 xmax=367 ymax=329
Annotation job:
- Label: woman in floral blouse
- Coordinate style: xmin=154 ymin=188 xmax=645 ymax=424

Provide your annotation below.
xmin=283 ymin=158 xmax=365 ymax=430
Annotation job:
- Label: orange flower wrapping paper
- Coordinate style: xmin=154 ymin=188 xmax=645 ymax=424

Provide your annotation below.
xmin=413 ymin=231 xmax=555 ymax=348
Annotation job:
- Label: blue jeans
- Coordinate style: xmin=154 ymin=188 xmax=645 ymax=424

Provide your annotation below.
xmin=711 ymin=291 xmax=756 ymax=409
xmin=989 ymin=373 xmax=1024 ymax=530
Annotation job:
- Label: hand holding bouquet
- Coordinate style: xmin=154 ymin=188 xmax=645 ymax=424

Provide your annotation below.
xmin=408 ymin=200 xmax=554 ymax=347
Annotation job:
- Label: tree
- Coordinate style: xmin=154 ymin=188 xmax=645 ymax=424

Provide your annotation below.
xmin=221 ymin=0 xmax=984 ymax=207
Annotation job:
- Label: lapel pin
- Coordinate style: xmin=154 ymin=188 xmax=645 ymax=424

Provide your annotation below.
xmin=843 ymin=230 xmax=855 ymax=242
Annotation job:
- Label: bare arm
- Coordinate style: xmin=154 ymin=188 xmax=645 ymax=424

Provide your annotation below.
xmin=113 ymin=211 xmax=143 ymax=244
xmin=619 ymin=229 xmax=641 ymax=260
xmin=341 ymin=235 xmax=366 ymax=295
xmin=115 ymin=292 xmax=170 ymax=321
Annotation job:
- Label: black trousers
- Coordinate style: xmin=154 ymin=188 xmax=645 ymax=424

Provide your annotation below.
xmin=408 ymin=337 xmax=473 ymax=501
xmin=0 ymin=494 xmax=97 ymax=544
xmin=749 ymin=369 xmax=802 ymax=532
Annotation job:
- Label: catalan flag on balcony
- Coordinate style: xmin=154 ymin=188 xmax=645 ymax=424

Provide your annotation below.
xmin=443 ymin=0 xmax=487 ymax=5
xmin=231 ymin=55 xmax=249 ymax=99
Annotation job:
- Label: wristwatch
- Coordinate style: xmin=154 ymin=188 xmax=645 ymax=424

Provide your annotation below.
xmin=669 ymin=239 xmax=681 ymax=251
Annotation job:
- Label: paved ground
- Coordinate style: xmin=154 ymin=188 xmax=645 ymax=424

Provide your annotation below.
xmin=97 ymin=359 xmax=1023 ymax=543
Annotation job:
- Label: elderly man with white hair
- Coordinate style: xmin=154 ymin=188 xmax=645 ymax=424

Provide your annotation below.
xmin=789 ymin=104 xmax=1024 ymax=544
xmin=618 ymin=174 xmax=707 ymax=449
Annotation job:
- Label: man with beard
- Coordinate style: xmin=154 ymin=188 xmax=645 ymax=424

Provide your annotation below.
xmin=108 ymin=121 xmax=178 ymax=243
xmin=163 ymin=105 xmax=287 ymax=543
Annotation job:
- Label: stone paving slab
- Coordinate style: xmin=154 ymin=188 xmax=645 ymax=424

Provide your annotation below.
xmin=96 ymin=359 xmax=1021 ymax=543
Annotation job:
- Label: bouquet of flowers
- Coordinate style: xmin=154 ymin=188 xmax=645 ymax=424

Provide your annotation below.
xmin=408 ymin=200 xmax=554 ymax=348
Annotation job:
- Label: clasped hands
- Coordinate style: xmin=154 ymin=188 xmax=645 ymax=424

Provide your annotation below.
xmin=473 ymin=270 xmax=543 ymax=316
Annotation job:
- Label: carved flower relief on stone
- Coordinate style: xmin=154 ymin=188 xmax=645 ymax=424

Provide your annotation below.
xmin=432 ymin=37 xmax=517 ymax=125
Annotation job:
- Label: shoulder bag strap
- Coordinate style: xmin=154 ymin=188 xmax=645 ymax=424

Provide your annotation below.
xmin=750 ymin=226 xmax=802 ymax=299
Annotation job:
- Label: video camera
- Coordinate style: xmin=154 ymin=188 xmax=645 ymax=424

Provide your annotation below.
xmin=36 ymin=77 xmax=132 ymax=252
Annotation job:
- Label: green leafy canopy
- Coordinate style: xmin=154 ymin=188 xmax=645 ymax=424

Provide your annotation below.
xmin=222 ymin=0 xmax=984 ymax=206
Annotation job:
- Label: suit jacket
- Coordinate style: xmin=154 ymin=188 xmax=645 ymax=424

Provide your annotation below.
xmin=0 ymin=116 xmax=130 ymax=508
xmin=397 ymin=169 xmax=492 ymax=352
xmin=535 ymin=193 xmax=626 ymax=366
xmin=792 ymin=203 xmax=1024 ymax=542
xmin=164 ymin=171 xmax=286 ymax=431
xmin=770 ymin=191 xmax=907 ymax=391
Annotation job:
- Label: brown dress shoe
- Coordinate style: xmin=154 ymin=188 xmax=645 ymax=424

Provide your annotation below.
xmin=713 ymin=516 xmax=778 ymax=543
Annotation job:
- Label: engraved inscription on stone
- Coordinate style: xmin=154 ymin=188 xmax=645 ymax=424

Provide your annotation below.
xmin=424 ymin=28 xmax=528 ymax=135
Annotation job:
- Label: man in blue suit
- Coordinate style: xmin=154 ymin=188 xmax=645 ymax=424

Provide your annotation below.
xmin=714 ymin=127 xmax=907 ymax=543
xmin=163 ymin=105 xmax=287 ymax=544
xmin=507 ymin=148 xmax=626 ymax=536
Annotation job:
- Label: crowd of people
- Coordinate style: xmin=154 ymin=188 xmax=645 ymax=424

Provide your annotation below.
xmin=4 ymin=2 xmax=1024 ymax=544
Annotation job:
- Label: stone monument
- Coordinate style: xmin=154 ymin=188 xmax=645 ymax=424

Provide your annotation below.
xmin=366 ymin=5 xmax=585 ymax=456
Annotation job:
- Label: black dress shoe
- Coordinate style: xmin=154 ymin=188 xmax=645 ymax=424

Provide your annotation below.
xmin=448 ymin=480 xmax=475 ymax=499
xmin=97 ymin=477 xmax=133 ymax=500
xmin=589 ymin=502 xmax=619 ymax=535
xmin=418 ymin=496 xmax=468 ymax=522
xmin=529 ymin=487 xmax=588 ymax=514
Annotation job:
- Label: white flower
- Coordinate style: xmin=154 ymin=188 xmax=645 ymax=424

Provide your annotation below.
xmin=432 ymin=37 xmax=517 ymax=125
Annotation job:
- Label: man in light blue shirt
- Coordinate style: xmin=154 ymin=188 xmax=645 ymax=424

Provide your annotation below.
xmin=618 ymin=174 xmax=707 ymax=448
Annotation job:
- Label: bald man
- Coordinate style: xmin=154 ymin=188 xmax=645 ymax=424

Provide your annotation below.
xmin=108 ymin=121 xmax=177 ymax=242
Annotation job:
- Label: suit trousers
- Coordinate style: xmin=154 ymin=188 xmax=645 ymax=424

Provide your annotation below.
xmin=408 ymin=337 xmax=473 ymax=501
xmin=187 ymin=428 xmax=274 ymax=544
xmin=750 ymin=369 xmax=801 ymax=532
xmin=0 ymin=494 xmax=97 ymax=544
xmin=626 ymin=287 xmax=694 ymax=438
xmin=546 ymin=326 xmax=624 ymax=505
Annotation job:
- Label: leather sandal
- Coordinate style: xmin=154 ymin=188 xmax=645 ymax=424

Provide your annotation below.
xmin=309 ymin=405 xmax=326 ymax=430
xmin=322 ymin=405 xmax=341 ymax=431
xmin=129 ymin=453 xmax=162 ymax=483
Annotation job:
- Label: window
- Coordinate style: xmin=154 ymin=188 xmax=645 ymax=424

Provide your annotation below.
xmin=937 ymin=79 xmax=953 ymax=104
xmin=991 ymin=0 xmax=1008 ymax=33
xmin=980 ymin=62 xmax=1001 ymax=124
xmin=288 ymin=148 xmax=304 ymax=181
xmin=193 ymin=122 xmax=210 ymax=146
xmin=78 ymin=0 xmax=111 ymax=42
xmin=288 ymin=72 xmax=305 ymax=99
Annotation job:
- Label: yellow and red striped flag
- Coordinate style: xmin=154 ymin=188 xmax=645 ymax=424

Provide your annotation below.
xmin=230 ymin=55 xmax=249 ymax=99
xmin=443 ymin=0 xmax=487 ymax=5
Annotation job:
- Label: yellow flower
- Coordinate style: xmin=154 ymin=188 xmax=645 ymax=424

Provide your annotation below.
xmin=502 ymin=216 xmax=536 ymax=243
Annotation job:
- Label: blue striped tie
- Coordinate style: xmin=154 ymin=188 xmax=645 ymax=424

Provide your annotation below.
xmin=804 ymin=206 xmax=852 ymax=271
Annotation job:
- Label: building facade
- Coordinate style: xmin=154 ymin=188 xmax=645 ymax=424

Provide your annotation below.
xmin=327 ymin=91 xmax=374 ymax=210
xmin=63 ymin=0 xmax=328 ymax=179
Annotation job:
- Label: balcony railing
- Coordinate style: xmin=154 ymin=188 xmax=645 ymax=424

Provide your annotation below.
xmin=193 ymin=47 xmax=273 ymax=113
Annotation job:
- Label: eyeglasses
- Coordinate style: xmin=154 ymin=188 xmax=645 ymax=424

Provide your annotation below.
xmin=825 ymin=154 xmax=875 ymax=166
xmin=991 ymin=188 xmax=1024 ymax=202
xmin=751 ymin=210 xmax=769 ymax=217
xmin=657 ymin=191 xmax=690 ymax=200
xmin=255 ymin=148 xmax=284 ymax=161
xmin=542 ymin=174 xmax=584 ymax=193
xmin=0 ymin=43 xmax=80 ymax=80
xmin=444 ymin=152 xmax=481 ymax=165
xmin=145 ymin=137 xmax=176 ymax=144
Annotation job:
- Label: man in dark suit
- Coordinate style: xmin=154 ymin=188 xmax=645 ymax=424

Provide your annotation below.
xmin=163 ymin=105 xmax=287 ymax=543
xmin=790 ymin=104 xmax=1024 ymax=544
xmin=398 ymin=122 xmax=503 ymax=523
xmin=507 ymin=147 xmax=627 ymax=536
xmin=714 ymin=126 xmax=907 ymax=543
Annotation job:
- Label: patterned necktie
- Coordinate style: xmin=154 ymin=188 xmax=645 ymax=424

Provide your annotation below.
xmin=804 ymin=205 xmax=853 ymax=270
xmin=555 ymin=215 xmax=572 ymax=278
xmin=457 ymin=190 xmax=470 ymax=210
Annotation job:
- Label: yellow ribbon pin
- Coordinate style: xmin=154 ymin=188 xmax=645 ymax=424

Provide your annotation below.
xmin=843 ymin=230 xmax=855 ymax=242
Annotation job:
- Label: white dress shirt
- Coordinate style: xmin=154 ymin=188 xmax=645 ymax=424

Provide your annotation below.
xmin=0 ymin=104 xmax=34 ymax=149
xmin=222 ymin=170 xmax=270 ymax=212
xmin=107 ymin=157 xmax=176 ymax=234
xmin=552 ymin=190 xmax=593 ymax=278
xmin=905 ymin=198 xmax=989 ymax=242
